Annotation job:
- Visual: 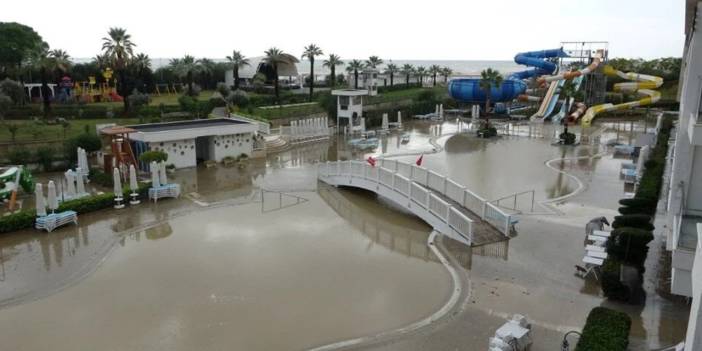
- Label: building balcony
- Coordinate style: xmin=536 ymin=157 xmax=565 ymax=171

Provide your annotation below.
xmin=688 ymin=111 xmax=702 ymax=145
xmin=672 ymin=214 xmax=702 ymax=297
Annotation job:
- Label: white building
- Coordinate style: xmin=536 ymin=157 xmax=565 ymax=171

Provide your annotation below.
xmin=668 ymin=1 xmax=702 ymax=349
xmin=331 ymin=89 xmax=367 ymax=133
xmin=128 ymin=119 xmax=259 ymax=169
xmin=347 ymin=69 xmax=379 ymax=96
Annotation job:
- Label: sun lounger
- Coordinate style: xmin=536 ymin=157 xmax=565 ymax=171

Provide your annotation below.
xmin=588 ymin=235 xmax=607 ymax=243
xmin=578 ymin=256 xmax=604 ymax=280
xmin=592 ymin=230 xmax=611 ymax=238
xmin=587 ymin=251 xmax=608 ymax=259
xmin=586 ymin=244 xmax=605 ymax=252
xmin=35 ymin=211 xmax=78 ymax=232
xmin=148 ymin=183 xmax=181 ymax=203
xmin=583 ymin=256 xmax=604 ymax=266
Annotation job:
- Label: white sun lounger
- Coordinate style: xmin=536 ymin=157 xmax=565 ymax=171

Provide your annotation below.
xmin=586 ymin=244 xmax=606 ymax=252
xmin=578 ymin=256 xmax=604 ymax=280
xmin=587 ymin=251 xmax=608 ymax=259
xmin=592 ymin=230 xmax=611 ymax=238
xmin=583 ymin=256 xmax=604 ymax=266
xmin=588 ymin=235 xmax=607 ymax=243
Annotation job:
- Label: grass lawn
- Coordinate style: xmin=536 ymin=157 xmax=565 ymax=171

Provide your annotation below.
xmin=0 ymin=118 xmax=139 ymax=143
xmin=368 ymin=86 xmax=446 ymax=104
xmin=78 ymin=90 xmax=216 ymax=108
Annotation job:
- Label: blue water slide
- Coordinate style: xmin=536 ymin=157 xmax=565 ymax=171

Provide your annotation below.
xmin=448 ymin=79 xmax=527 ymax=103
xmin=508 ymin=48 xmax=568 ymax=80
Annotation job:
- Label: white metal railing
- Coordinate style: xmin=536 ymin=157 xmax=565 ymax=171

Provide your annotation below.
xmin=411 ymin=182 xmax=429 ymax=208
xmin=379 ymin=167 xmax=394 ymax=188
xmin=429 ymin=193 xmax=450 ymax=220
xmin=317 ymin=159 xmax=516 ymax=238
xmin=394 ymin=174 xmax=411 ymax=196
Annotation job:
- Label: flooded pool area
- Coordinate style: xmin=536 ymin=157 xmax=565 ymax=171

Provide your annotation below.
xmin=0 ymin=118 xmax=690 ymax=350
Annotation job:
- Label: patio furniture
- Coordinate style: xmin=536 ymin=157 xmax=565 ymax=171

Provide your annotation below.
xmin=587 ymin=250 xmax=608 ymax=259
xmin=592 ymin=230 xmax=611 ymax=238
xmin=586 ymin=244 xmax=606 ymax=252
xmin=148 ymin=183 xmax=181 ymax=203
xmin=35 ymin=211 xmax=78 ymax=232
xmin=587 ymin=235 xmax=607 ymax=244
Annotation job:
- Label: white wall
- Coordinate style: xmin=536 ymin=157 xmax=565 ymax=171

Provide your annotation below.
xmin=688 ymin=145 xmax=702 ymax=213
xmin=687 ymin=225 xmax=702 ymax=350
xmin=210 ymin=133 xmax=254 ymax=162
xmin=148 ymin=138 xmax=196 ymax=169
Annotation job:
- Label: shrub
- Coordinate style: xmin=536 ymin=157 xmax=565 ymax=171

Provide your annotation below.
xmin=0 ymin=210 xmax=35 ymax=233
xmin=70 ymin=133 xmax=102 ymax=153
xmin=618 ymin=198 xmax=657 ymax=214
xmin=127 ymin=89 xmax=150 ymax=117
xmin=600 ymin=259 xmax=631 ymax=301
xmin=35 ymin=146 xmax=54 ymax=172
xmin=227 ymin=90 xmax=249 ymax=108
xmin=139 ymin=150 xmax=168 ymax=163
xmin=6 ymin=147 xmax=31 ymax=165
xmin=0 ymin=78 xmax=25 ymax=104
xmin=575 ymin=307 xmax=631 ymax=351
xmin=612 ymin=214 xmax=654 ymax=230
xmin=559 ymin=131 xmax=576 ymax=145
xmin=607 ymin=227 xmax=654 ymax=267
xmin=89 ymin=168 xmax=113 ymax=187
xmin=0 ymin=93 xmax=11 ymax=119
xmin=216 ymin=82 xmax=231 ymax=98
xmin=209 ymin=92 xmax=227 ymax=108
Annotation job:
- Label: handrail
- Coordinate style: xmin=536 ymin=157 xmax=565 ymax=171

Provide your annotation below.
xmin=317 ymin=159 xmax=516 ymax=238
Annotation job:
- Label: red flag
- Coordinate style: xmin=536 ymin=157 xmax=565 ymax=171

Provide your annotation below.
xmin=366 ymin=156 xmax=376 ymax=167
xmin=416 ymin=154 xmax=424 ymax=166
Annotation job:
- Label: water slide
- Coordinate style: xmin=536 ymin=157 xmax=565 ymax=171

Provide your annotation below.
xmin=448 ymin=48 xmax=567 ymax=104
xmin=579 ymin=66 xmax=663 ymax=127
xmin=551 ymin=75 xmax=584 ymax=124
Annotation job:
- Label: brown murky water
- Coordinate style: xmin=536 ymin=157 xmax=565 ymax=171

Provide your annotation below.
xmin=0 ymin=118 xmax=689 ymax=350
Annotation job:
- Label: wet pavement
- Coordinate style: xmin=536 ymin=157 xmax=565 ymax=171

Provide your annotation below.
xmin=0 ymin=118 xmax=690 ymax=350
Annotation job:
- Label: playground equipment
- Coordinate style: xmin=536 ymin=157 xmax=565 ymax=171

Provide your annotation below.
xmin=99 ymin=126 xmax=139 ymax=174
xmin=0 ymin=166 xmax=34 ymax=201
xmin=579 ymin=66 xmax=663 ymax=127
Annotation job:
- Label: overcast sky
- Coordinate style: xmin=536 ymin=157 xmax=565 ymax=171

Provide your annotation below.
xmin=2 ymin=0 xmax=685 ymax=61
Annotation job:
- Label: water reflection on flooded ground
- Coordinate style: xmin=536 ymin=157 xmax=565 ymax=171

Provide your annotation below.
xmin=0 ymin=118 xmax=690 ymax=350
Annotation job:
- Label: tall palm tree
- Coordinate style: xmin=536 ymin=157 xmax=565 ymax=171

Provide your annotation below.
xmin=302 ymin=44 xmax=323 ymax=101
xmin=102 ymin=27 xmax=135 ymax=110
xmin=226 ymin=50 xmax=250 ymax=90
xmin=385 ymin=63 xmax=398 ymax=86
xmin=479 ymin=68 xmax=503 ymax=116
xmin=173 ymin=55 xmax=201 ymax=96
xmin=415 ymin=66 xmax=427 ymax=86
xmin=31 ymin=46 xmax=69 ymax=118
xmin=198 ymin=58 xmax=215 ymax=89
xmin=441 ymin=67 xmax=453 ymax=82
xmin=556 ymin=78 xmax=584 ymax=137
xmin=428 ymin=65 xmax=442 ymax=86
xmin=401 ymin=64 xmax=414 ymax=86
xmin=131 ymin=53 xmax=151 ymax=76
xmin=264 ymin=47 xmax=298 ymax=103
xmin=346 ymin=59 xmax=364 ymax=89
xmin=365 ymin=56 xmax=383 ymax=69
xmin=323 ymin=54 xmax=343 ymax=89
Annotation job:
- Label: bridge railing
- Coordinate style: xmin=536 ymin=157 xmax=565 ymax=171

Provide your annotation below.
xmin=318 ymin=160 xmax=514 ymax=237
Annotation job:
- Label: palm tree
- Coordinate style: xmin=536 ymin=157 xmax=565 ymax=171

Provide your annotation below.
xmin=479 ymin=68 xmax=503 ymax=117
xmin=385 ymin=63 xmax=398 ymax=86
xmin=198 ymin=58 xmax=215 ymax=89
xmin=102 ymin=27 xmax=135 ymax=110
xmin=173 ymin=55 xmax=201 ymax=96
xmin=441 ymin=67 xmax=453 ymax=83
xmin=30 ymin=46 xmax=69 ymax=119
xmin=365 ymin=56 xmax=383 ymax=69
xmin=415 ymin=66 xmax=427 ymax=86
xmin=302 ymin=44 xmax=323 ymax=101
xmin=226 ymin=50 xmax=250 ymax=90
xmin=556 ymin=79 xmax=584 ymax=138
xmin=323 ymin=54 xmax=343 ymax=89
xmin=132 ymin=53 xmax=150 ymax=74
xmin=401 ymin=64 xmax=414 ymax=86
xmin=346 ymin=59 xmax=364 ymax=89
xmin=429 ymin=65 xmax=441 ymax=86
xmin=264 ymin=47 xmax=298 ymax=103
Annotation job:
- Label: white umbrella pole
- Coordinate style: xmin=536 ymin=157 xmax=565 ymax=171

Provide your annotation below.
xmin=113 ymin=168 xmax=124 ymax=209
xmin=35 ymin=183 xmax=46 ymax=217
xmin=129 ymin=164 xmax=140 ymax=205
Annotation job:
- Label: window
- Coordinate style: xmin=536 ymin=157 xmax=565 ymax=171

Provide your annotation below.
xmin=339 ymin=96 xmax=349 ymax=110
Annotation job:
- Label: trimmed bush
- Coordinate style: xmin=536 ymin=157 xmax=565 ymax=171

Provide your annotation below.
xmin=139 ymin=150 xmax=168 ymax=163
xmin=612 ymin=214 xmax=654 ymax=231
xmin=575 ymin=307 xmax=631 ymax=351
xmin=607 ymin=227 xmax=654 ymax=267
xmin=35 ymin=146 xmax=54 ymax=172
xmin=0 ymin=210 xmax=35 ymax=233
xmin=618 ymin=198 xmax=657 ymax=214
xmin=600 ymin=259 xmax=631 ymax=301
xmin=6 ymin=147 xmax=31 ymax=165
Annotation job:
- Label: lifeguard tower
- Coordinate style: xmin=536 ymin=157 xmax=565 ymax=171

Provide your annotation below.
xmin=99 ymin=126 xmax=138 ymax=174
xmin=331 ymin=89 xmax=367 ymax=134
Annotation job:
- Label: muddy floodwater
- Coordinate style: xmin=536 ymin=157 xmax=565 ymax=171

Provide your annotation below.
xmin=0 ymin=118 xmax=690 ymax=350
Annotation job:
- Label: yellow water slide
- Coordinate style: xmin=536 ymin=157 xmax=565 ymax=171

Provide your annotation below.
xmin=580 ymin=65 xmax=663 ymax=127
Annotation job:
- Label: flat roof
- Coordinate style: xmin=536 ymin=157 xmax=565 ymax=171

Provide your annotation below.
xmin=331 ymin=89 xmax=368 ymax=96
xmin=128 ymin=118 xmax=249 ymax=133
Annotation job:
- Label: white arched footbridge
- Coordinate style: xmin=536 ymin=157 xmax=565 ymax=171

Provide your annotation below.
xmin=318 ymin=159 xmax=516 ymax=246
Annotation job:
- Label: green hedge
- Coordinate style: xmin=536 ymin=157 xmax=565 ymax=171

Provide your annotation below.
xmin=575 ymin=307 xmax=631 ymax=351
xmin=0 ymin=182 xmax=151 ymax=234
xmin=612 ymin=214 xmax=654 ymax=231
xmin=607 ymin=227 xmax=654 ymax=268
xmin=618 ymin=198 xmax=657 ymax=214
xmin=5 ymin=104 xmax=183 ymax=120
xmin=600 ymin=259 xmax=631 ymax=301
